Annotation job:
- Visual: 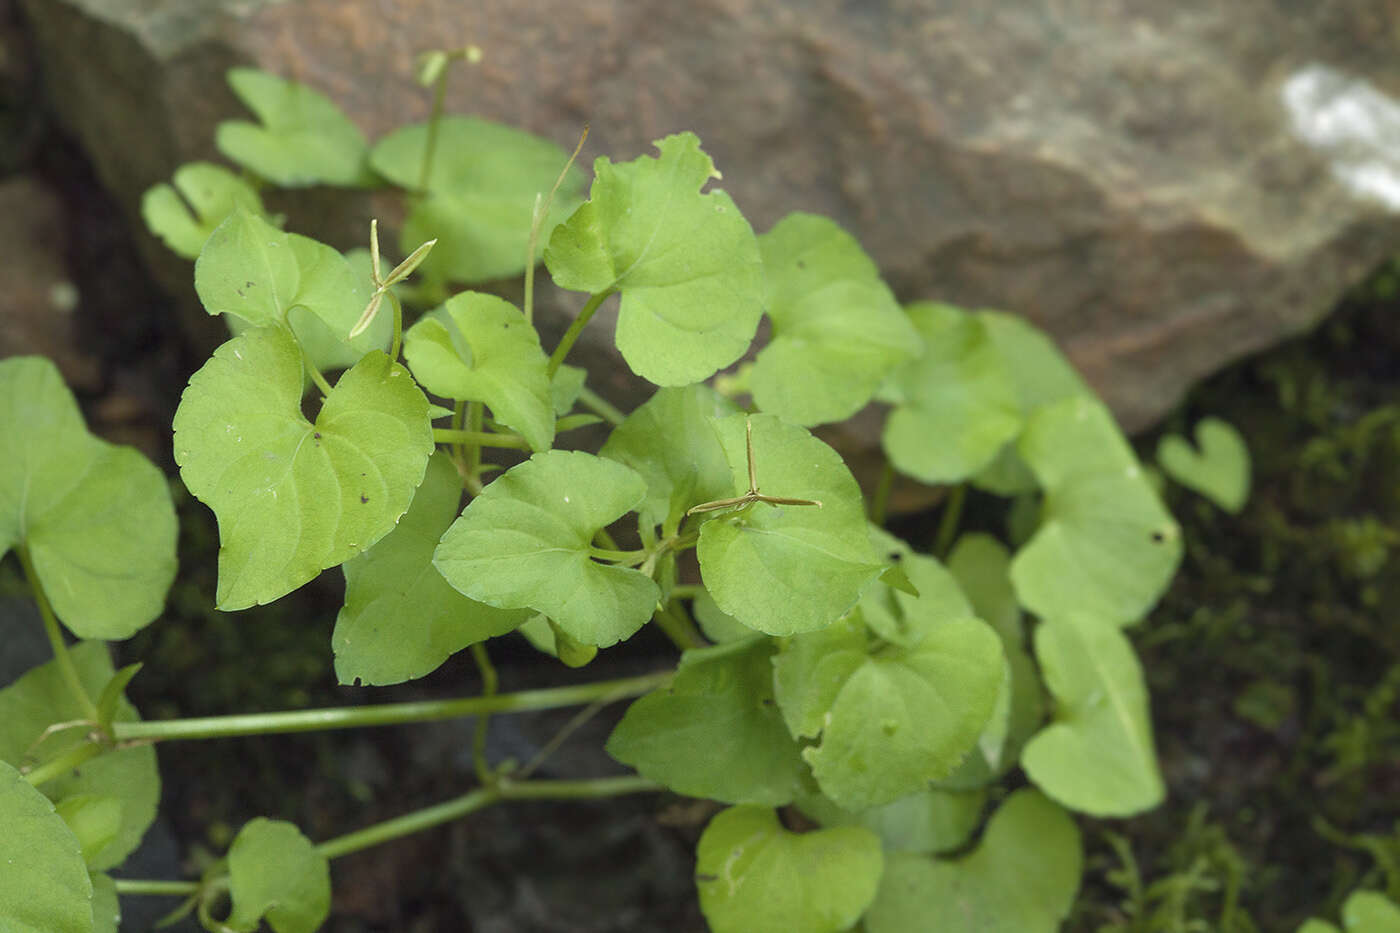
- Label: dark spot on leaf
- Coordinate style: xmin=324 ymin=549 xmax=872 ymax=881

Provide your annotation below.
xmin=360 ymin=493 xmax=370 ymax=504
xmin=696 ymin=873 xmax=718 ymax=883
xmin=1150 ymin=530 xmax=1165 ymax=543
xmin=796 ymin=259 xmax=806 ymax=270
xmin=760 ymin=697 xmax=774 ymax=707
xmin=888 ymin=551 xmax=902 ymax=562
xmin=235 ymin=287 xmax=245 ymax=298
xmin=246 ymin=281 xmax=255 ymax=289
xmin=313 ymin=432 xmax=322 ymax=441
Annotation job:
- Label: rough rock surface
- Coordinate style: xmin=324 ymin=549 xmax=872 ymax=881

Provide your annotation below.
xmin=19 ymin=0 xmax=1400 ymax=430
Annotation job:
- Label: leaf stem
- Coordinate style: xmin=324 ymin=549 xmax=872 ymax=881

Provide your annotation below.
xmin=388 ymin=290 xmax=405 ymax=362
xmin=577 ymin=386 xmax=626 ymax=426
xmin=17 ymin=546 xmax=98 ymax=721
xmin=22 ymin=740 xmax=101 ymax=786
xmin=588 ymin=546 xmax=648 ymax=564
xmin=547 ymin=290 xmax=613 ymax=378
xmin=112 ymin=879 xmax=201 ymax=897
xmin=524 ymin=125 xmax=589 ymax=326
xmin=298 ymin=346 xmax=335 ymax=398
xmin=469 ymin=643 xmax=498 ymax=786
xmin=433 ymin=428 xmax=531 ymax=450
xmin=465 ymin=401 xmax=484 ymax=484
xmin=870 ymin=460 xmax=894 ymax=527
xmin=417 ymin=68 xmax=450 ymax=193
xmin=653 ymin=601 xmax=706 ymax=651
xmin=109 ymin=672 xmax=672 ymax=743
xmin=933 ymin=484 xmax=966 ymax=559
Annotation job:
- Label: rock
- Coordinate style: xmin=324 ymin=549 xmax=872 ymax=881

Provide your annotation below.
xmin=19 ymin=0 xmax=1400 ymax=431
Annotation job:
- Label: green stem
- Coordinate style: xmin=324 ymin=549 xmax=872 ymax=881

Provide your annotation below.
xmin=577 ymin=386 xmax=626 ymax=426
xmin=465 ymin=401 xmax=484 ymax=484
xmin=315 ymin=775 xmax=661 ymax=862
xmin=870 ymin=461 xmax=894 ymax=527
xmin=112 ymin=879 xmax=200 ymax=897
xmin=417 ymin=71 xmax=450 ymax=193
xmin=389 ymin=291 xmax=405 ymax=362
xmin=469 ymin=643 xmax=498 ymax=786
xmin=547 ymin=290 xmax=613 ymax=378
xmin=933 ymin=484 xmax=966 ymax=559
xmin=669 ymin=584 xmax=704 ymax=601
xmin=23 ymin=741 xmax=101 ymax=786
xmin=110 ymin=672 xmax=672 ymax=743
xmin=17 ymin=546 xmax=97 ymax=720
xmin=298 ymin=346 xmax=335 ymax=398
xmin=588 ymin=546 xmax=648 ymax=564
xmin=653 ymin=601 xmax=706 ymax=651
xmin=432 ymin=429 xmax=530 ymax=450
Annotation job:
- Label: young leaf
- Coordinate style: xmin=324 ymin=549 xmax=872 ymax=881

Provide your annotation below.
xmin=690 ymin=588 xmax=754 ymax=644
xmin=977 ymin=309 xmax=1089 ymax=414
xmin=283 ymin=234 xmax=388 ymax=369
xmin=0 ymin=357 xmax=176 ymax=639
xmin=751 ymin=212 xmax=922 ymax=426
xmin=94 ymin=664 xmax=142 ymax=735
xmin=370 ymin=116 xmax=585 ymax=283
xmin=434 ymin=450 xmax=659 ymax=647
xmin=696 ymin=414 xmax=884 ymax=635
xmin=334 ymin=453 xmax=529 ymax=686
xmin=0 ymin=759 xmax=93 ymax=933
xmin=54 ymin=795 xmax=123 ymax=866
xmin=796 ymin=785 xmax=986 ymax=856
xmin=607 ymin=638 xmax=805 ymax=806
xmin=946 ymin=533 xmax=1022 ymax=647
xmin=402 ymin=292 xmax=555 ymax=451
xmin=861 ymin=527 xmax=974 ymax=648
xmin=517 ymin=614 xmax=598 ymax=668
xmin=225 ymin=818 xmax=331 ymax=933
xmin=1010 ymin=397 xmax=1181 ymax=625
xmin=881 ymin=302 xmax=1023 ymax=485
xmin=0 ymin=642 xmax=160 ymax=872
xmin=598 ymin=385 xmax=740 ymax=531
xmin=140 ymin=161 xmax=266 ymax=260
xmin=217 ymin=68 xmax=375 ymax=187
xmin=1021 ymin=612 xmax=1165 ymax=817
xmin=695 ymin=805 xmax=883 ymax=933
xmin=1157 ymin=416 xmax=1251 ymax=513
xmin=544 ymin=132 xmax=764 ymax=385
xmin=864 ymin=789 xmax=1082 ymax=933
xmin=772 ymin=614 xmax=1004 ymax=811
xmin=550 ymin=364 xmax=588 ymax=416
xmin=173 ymin=327 xmax=433 ymax=609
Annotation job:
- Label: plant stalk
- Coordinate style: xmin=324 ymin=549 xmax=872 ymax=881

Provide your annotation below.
xmin=23 ymin=740 xmax=102 ymax=786
xmin=432 ymin=428 xmax=531 ymax=450
xmin=577 ymin=386 xmax=626 ymax=426
xmin=469 ymin=642 xmax=498 ymax=786
xmin=17 ymin=546 xmax=98 ymax=721
xmin=547 ymin=290 xmax=613 ymax=378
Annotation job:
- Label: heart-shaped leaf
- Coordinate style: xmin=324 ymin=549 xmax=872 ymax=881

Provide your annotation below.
xmin=434 ymin=450 xmax=659 ymax=647
xmin=370 ymin=116 xmax=584 ymax=283
xmin=403 ymin=292 xmax=554 ymax=451
xmin=0 ymin=642 xmax=160 ymax=872
xmin=773 ymin=614 xmax=1004 ymax=811
xmin=607 ymin=638 xmax=805 ymax=805
xmin=1010 ymin=396 xmax=1181 ymax=625
xmin=796 ymin=785 xmax=986 ymax=856
xmin=217 ymin=68 xmax=374 ymax=187
xmin=695 ymin=805 xmax=883 ymax=933
xmin=697 ymin=414 xmax=884 ymax=636
xmin=0 ymin=759 xmax=93 ymax=933
xmin=141 ymin=161 xmax=266 ymax=260
xmin=173 ymin=327 xmax=434 ymax=609
xmin=225 ymin=818 xmax=330 ymax=933
xmin=545 ymin=132 xmax=764 ymax=386
xmin=0 ymin=357 xmax=176 ymax=639
xmin=751 ymin=212 xmax=921 ymax=426
xmin=599 ymin=385 xmax=740 ymax=532
xmin=1157 ymin=417 xmax=1251 ymax=513
xmin=864 ymin=789 xmax=1081 ymax=933
xmin=334 ymin=453 xmax=529 ymax=686
xmin=882 ymin=302 xmax=1022 ymax=485
xmin=1021 ymin=612 xmax=1165 ymax=817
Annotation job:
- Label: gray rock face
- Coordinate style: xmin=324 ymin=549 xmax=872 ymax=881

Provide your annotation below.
xmin=20 ymin=0 xmax=1400 ymax=429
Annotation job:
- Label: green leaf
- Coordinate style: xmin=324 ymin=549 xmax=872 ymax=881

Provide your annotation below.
xmin=88 ymin=872 xmax=117 ymax=933
xmin=225 ymin=818 xmax=331 ymax=933
xmin=196 ymin=211 xmax=391 ymax=368
xmin=550 ymin=364 xmax=588 ymax=416
xmin=976 ymin=309 xmax=1089 ymax=414
xmin=882 ymin=302 xmax=1023 ymax=485
xmin=1021 ymin=612 xmax=1165 ymax=817
xmin=607 ymin=638 xmax=804 ymax=805
xmin=773 ymin=614 xmax=1004 ymax=811
xmin=690 ymin=588 xmax=754 ymax=644
xmin=796 ymin=785 xmax=986 ymax=856
xmin=599 ymin=385 xmax=740 ymax=532
xmin=403 ymin=292 xmax=554 ymax=451
xmin=370 ymin=116 xmax=584 ymax=283
xmin=696 ymin=414 xmax=884 ymax=636
xmin=751 ymin=212 xmax=921 ymax=426
xmin=0 ymin=357 xmax=176 ymax=639
xmin=695 ymin=805 xmax=883 ymax=933
xmin=864 ymin=789 xmax=1082 ymax=933
xmin=434 ymin=450 xmax=659 ymax=647
xmin=94 ymin=664 xmax=142 ymax=735
xmin=934 ymin=644 xmax=1044 ymax=791
xmin=334 ymin=453 xmax=529 ymax=686
xmin=0 ymin=759 xmax=93 ymax=933
xmin=544 ymin=132 xmax=764 ymax=385
xmin=54 ymin=796 xmax=122 ymax=866
xmin=217 ymin=68 xmax=374 ymax=187
xmin=0 ymin=642 xmax=160 ymax=872
xmin=140 ymin=161 xmax=266 ymax=260
xmin=1157 ymin=416 xmax=1251 ymax=513
xmin=1010 ymin=397 xmax=1181 ymax=625
xmin=173 ymin=327 xmax=433 ymax=609
xmin=946 ymin=533 xmax=1022 ymax=647
xmin=517 ymin=614 xmax=598 ymax=667
xmin=861 ymin=527 xmax=974 ymax=648
xmin=1343 ymin=891 xmax=1400 ymax=932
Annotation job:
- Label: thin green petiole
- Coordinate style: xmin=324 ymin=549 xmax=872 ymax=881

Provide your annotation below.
xmin=524 ymin=125 xmax=589 ymax=325
xmin=113 ymin=879 xmax=200 ymax=897
xmin=576 ymin=386 xmax=626 ymax=426
xmin=433 ymin=429 xmax=531 ymax=450
xmin=588 ymin=546 xmax=647 ymax=564
xmin=933 ymin=484 xmax=966 ymax=559
xmin=469 ymin=643 xmax=498 ymax=786
xmin=653 ymin=601 xmax=706 ymax=651
xmin=17 ymin=546 xmax=97 ymax=721
xmin=870 ymin=460 xmax=894 ymax=526
xmin=23 ymin=741 xmax=101 ymax=787
xmin=297 ymin=346 xmax=334 ymax=398
xmin=547 ymin=290 xmax=613 ymax=378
